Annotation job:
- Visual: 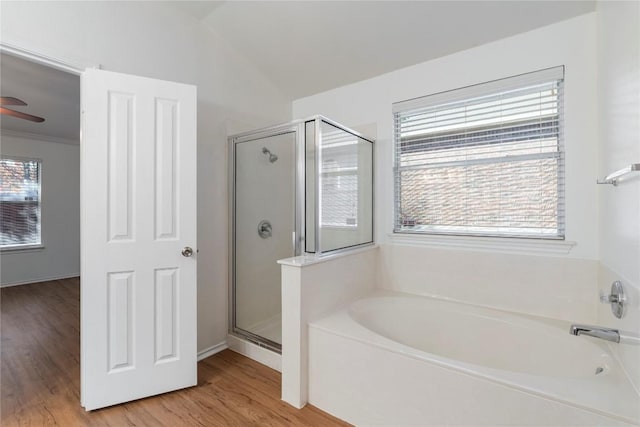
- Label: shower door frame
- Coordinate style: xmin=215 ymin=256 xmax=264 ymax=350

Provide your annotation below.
xmin=228 ymin=122 xmax=306 ymax=352
xmin=304 ymin=116 xmax=376 ymax=255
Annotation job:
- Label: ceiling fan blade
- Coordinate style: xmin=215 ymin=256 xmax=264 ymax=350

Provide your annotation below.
xmin=0 ymin=97 xmax=28 ymax=106
xmin=0 ymin=107 xmax=45 ymax=123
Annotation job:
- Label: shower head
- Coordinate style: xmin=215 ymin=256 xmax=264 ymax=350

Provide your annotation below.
xmin=262 ymin=147 xmax=278 ymax=163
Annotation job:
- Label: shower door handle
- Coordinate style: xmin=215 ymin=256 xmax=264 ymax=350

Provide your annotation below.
xmin=292 ymin=231 xmax=296 ymax=252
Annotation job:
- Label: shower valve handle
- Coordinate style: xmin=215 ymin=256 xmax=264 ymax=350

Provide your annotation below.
xmin=600 ymin=281 xmax=626 ymax=319
xmin=258 ymin=220 xmax=272 ymax=239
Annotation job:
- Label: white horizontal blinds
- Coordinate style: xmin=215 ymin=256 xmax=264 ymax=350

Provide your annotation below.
xmin=0 ymin=157 xmax=41 ymax=246
xmin=393 ymin=67 xmax=565 ymax=238
xmin=320 ymin=124 xmax=359 ymax=227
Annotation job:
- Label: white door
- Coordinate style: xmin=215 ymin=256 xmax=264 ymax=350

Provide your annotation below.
xmin=80 ymin=69 xmax=197 ymax=410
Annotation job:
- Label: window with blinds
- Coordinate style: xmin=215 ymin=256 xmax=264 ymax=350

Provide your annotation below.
xmin=0 ymin=157 xmax=41 ymax=247
xmin=393 ymin=67 xmax=564 ymax=239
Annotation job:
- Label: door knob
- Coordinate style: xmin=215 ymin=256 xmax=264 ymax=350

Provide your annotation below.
xmin=181 ymin=247 xmax=194 ymax=257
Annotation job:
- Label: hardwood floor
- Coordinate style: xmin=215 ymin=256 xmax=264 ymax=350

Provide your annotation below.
xmin=1 ymin=278 xmax=350 ymax=426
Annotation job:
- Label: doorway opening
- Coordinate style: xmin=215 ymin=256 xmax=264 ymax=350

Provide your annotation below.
xmin=0 ymin=50 xmax=82 ymax=420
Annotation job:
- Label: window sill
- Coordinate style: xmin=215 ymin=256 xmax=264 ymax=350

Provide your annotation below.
xmin=1 ymin=244 xmax=45 ymax=253
xmin=321 ymin=225 xmax=358 ymax=230
xmin=387 ymin=233 xmax=576 ymax=256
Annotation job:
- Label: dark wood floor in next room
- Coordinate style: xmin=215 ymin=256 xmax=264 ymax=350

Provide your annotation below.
xmin=1 ymin=278 xmax=350 ymax=426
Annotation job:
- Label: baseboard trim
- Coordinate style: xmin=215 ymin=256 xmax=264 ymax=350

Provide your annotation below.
xmin=197 ymin=342 xmax=228 ymax=361
xmin=227 ymin=334 xmax=282 ymax=372
xmin=1 ymin=273 xmax=80 ymax=288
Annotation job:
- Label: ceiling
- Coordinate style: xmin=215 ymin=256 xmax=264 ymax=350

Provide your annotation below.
xmin=171 ymin=0 xmax=596 ymax=100
xmin=0 ymin=53 xmax=80 ymax=142
xmin=0 ymin=1 xmax=597 ymax=142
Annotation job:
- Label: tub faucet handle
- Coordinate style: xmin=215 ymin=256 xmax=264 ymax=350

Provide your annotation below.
xmin=600 ymin=281 xmax=626 ymax=319
xmin=600 ymin=292 xmax=622 ymax=303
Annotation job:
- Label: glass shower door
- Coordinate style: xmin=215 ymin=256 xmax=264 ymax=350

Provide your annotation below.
xmin=305 ymin=118 xmax=374 ymax=253
xmin=233 ymin=131 xmax=296 ymax=348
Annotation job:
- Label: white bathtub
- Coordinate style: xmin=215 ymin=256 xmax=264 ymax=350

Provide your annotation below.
xmin=308 ymin=291 xmax=640 ymax=426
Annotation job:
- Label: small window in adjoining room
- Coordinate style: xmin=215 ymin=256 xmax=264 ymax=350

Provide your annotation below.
xmin=0 ymin=157 xmax=42 ymax=248
xmin=393 ymin=66 xmax=565 ymax=239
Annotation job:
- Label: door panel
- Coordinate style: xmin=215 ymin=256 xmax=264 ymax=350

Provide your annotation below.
xmin=107 ymin=271 xmax=134 ymax=371
xmin=154 ymin=267 xmax=179 ymax=362
xmin=154 ymin=98 xmax=178 ymax=240
xmin=81 ymin=68 xmax=197 ymax=410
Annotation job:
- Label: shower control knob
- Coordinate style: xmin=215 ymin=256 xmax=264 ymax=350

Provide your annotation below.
xmin=181 ymin=246 xmax=194 ymax=257
xmin=600 ymin=280 xmax=626 ymax=319
xmin=258 ymin=220 xmax=272 ymax=239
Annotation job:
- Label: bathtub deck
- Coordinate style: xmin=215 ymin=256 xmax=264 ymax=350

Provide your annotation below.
xmin=307 ymin=289 xmax=640 ymax=426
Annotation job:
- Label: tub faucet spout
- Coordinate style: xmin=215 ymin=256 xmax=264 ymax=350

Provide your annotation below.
xmin=569 ymin=324 xmax=620 ymax=343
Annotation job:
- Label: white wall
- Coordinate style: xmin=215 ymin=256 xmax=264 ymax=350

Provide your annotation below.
xmin=596 ymin=0 xmax=640 ymax=391
xmin=293 ymin=14 xmax=598 ymax=259
xmin=293 ymin=14 xmax=600 ymax=321
xmin=1 ymin=1 xmax=291 ymax=353
xmin=377 ymin=245 xmax=598 ymax=323
xmin=1 ymin=135 xmax=80 ymax=285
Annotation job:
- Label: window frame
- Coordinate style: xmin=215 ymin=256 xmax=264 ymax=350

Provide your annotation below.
xmin=392 ymin=66 xmax=565 ymax=240
xmin=0 ymin=155 xmax=43 ymax=250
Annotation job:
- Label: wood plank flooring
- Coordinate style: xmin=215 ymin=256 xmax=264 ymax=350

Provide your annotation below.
xmin=1 ymin=278 xmax=350 ymax=426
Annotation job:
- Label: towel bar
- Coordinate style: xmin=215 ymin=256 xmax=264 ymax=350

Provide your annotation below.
xmin=597 ymin=163 xmax=640 ymax=186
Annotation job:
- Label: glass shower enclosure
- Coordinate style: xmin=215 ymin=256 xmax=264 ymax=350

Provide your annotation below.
xmin=229 ymin=116 xmax=373 ymax=352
